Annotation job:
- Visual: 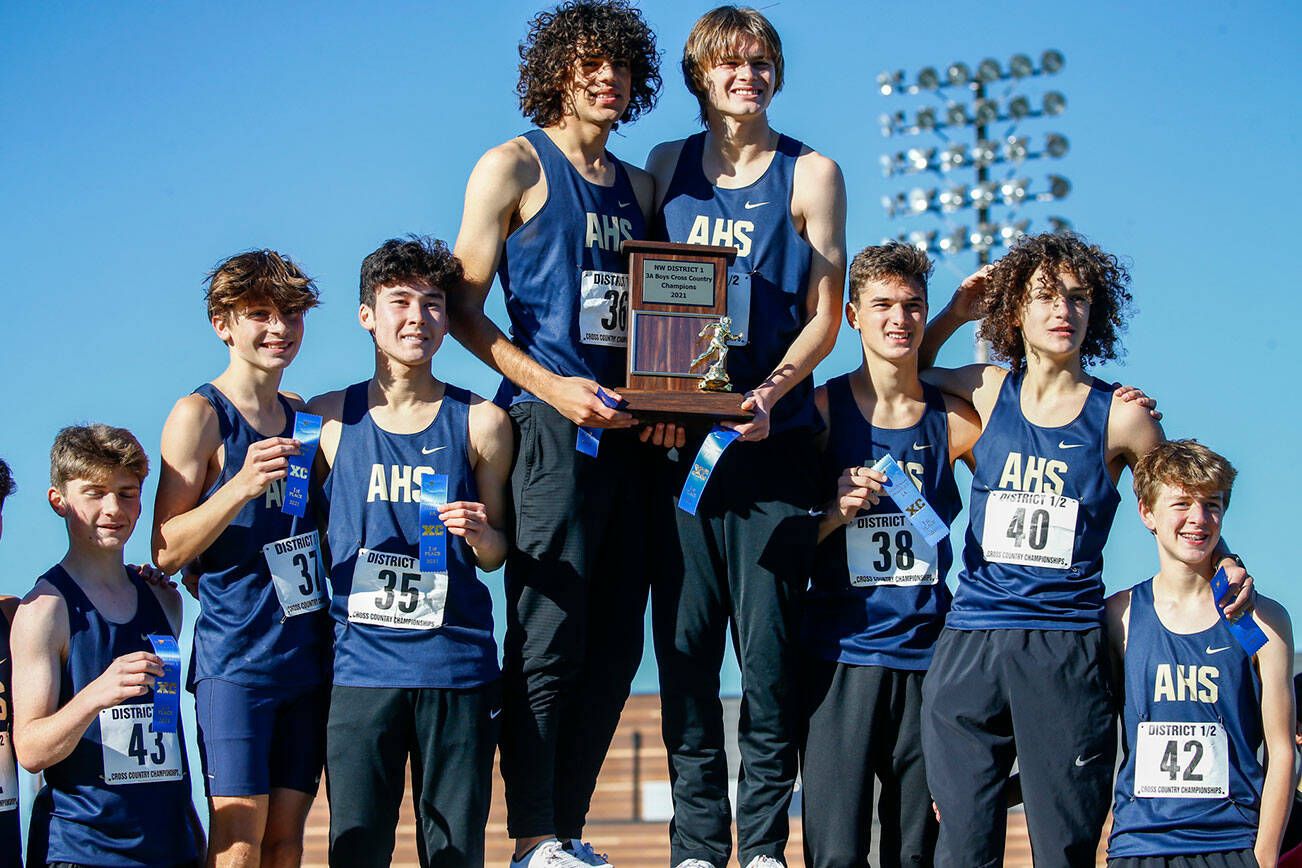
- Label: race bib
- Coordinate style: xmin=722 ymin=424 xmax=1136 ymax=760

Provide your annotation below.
xmin=725 ymin=272 xmax=750 ymax=346
xmin=846 ymin=512 xmax=939 ymax=586
xmin=0 ymin=733 xmax=16 ymax=811
xmin=980 ymin=490 xmax=1079 ymax=569
xmin=263 ymin=530 xmax=328 ymax=617
xmin=98 ymin=704 xmax=183 ymax=785
xmin=579 ymin=270 xmax=628 ymax=347
xmin=347 ymin=548 xmax=447 ymax=631
xmin=1133 ymin=721 xmax=1228 ymax=799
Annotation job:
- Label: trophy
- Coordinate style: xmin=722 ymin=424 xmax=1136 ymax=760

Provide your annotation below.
xmin=620 ymin=240 xmax=752 ymax=420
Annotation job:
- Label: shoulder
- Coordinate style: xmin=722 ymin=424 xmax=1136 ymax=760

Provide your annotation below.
xmin=792 ymin=145 xmax=843 ymax=187
xmin=646 ymin=138 xmax=688 ymax=179
xmin=942 ymin=391 xmax=980 ymax=427
xmin=307 ymin=388 xmax=350 ymax=423
xmin=475 ymin=136 xmax=543 ymax=182
xmin=813 ymin=382 xmax=831 ymax=427
xmin=163 ymin=392 xmax=220 ymax=441
xmin=280 ymin=391 xmax=307 ymax=411
xmin=147 ymin=581 xmax=184 ymax=634
xmin=1106 ymin=391 xmax=1164 ymax=452
xmin=1104 ymin=587 xmax=1134 ymax=649
xmin=14 ymin=578 xmax=69 ymax=644
xmin=467 ymin=393 xmax=511 ymax=442
xmin=1253 ymin=594 xmax=1293 ymax=646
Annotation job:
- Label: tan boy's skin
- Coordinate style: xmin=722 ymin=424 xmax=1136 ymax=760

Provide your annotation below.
xmin=153 ymin=289 xmax=313 ymax=868
xmin=1104 ymin=481 xmax=1294 ymax=867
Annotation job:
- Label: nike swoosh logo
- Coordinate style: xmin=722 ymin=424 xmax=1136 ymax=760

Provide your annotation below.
xmin=421 ymin=446 xmax=447 ymax=455
xmin=618 ymin=201 xmax=632 ymax=208
xmin=744 ymin=200 xmax=769 ymax=209
xmin=912 ymin=442 xmax=932 ymax=451
xmin=1206 ymin=645 xmax=1231 ymax=655
xmin=489 ymin=708 xmax=502 ymax=720
xmin=1058 ymin=441 xmax=1085 ymax=449
xmin=1074 ymin=753 xmax=1100 ymax=767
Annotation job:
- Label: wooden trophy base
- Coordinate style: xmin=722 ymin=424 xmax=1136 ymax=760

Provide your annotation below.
xmin=619 ymin=388 xmax=752 ymax=422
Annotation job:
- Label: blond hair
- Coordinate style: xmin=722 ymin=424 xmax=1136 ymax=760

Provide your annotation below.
xmin=681 ymin=6 xmax=784 ymax=123
xmin=1133 ymin=439 xmax=1236 ymax=511
xmin=50 ymin=424 xmax=149 ymax=490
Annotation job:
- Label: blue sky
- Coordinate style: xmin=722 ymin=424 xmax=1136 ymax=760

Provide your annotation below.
xmin=2 ymin=0 xmax=1300 ymax=807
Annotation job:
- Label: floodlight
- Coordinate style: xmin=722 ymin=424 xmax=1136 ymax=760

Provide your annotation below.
xmin=1049 ymin=216 xmax=1073 ymax=234
xmin=880 ymin=111 xmax=904 ymax=136
xmin=1047 ymin=175 xmax=1071 ymax=199
xmin=878 ymin=70 xmax=903 ymax=96
xmin=977 ymin=58 xmax=1002 ymax=83
xmin=882 ymin=193 xmax=905 ymax=217
xmin=907 ymin=229 xmax=936 ymax=251
xmin=1007 ymin=95 xmax=1031 ymax=120
xmin=969 ymin=182 xmax=998 ymax=207
xmin=946 ymin=103 xmax=970 ymax=126
xmin=906 ymin=147 xmax=933 ymax=171
xmin=1043 ymin=91 xmax=1067 ymax=115
xmin=1004 ymin=137 xmax=1029 ymax=162
xmin=1040 ymin=50 xmax=1065 ymax=74
xmin=974 ymin=98 xmax=999 ymax=125
xmin=999 ymin=219 xmax=1030 ymax=242
xmin=1044 ymin=133 xmax=1069 ymax=158
xmin=947 ymin=62 xmax=972 ymax=86
xmin=970 ymin=222 xmax=997 ymax=253
xmin=916 ymin=107 xmax=938 ymax=131
xmin=971 ymin=140 xmax=997 ymax=167
xmin=879 ymin=153 xmax=897 ymax=176
xmin=1009 ymin=54 xmax=1034 ymax=78
xmin=939 ymin=186 xmax=967 ymax=212
xmin=999 ymin=178 xmax=1029 ymax=205
xmin=917 ymin=66 xmax=940 ymax=90
xmin=907 ymin=187 xmax=933 ymax=213
xmin=939 ymin=144 xmax=967 ymax=171
xmin=939 ymin=227 xmax=970 ymax=254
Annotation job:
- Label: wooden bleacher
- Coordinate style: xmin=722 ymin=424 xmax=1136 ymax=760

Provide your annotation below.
xmin=301 ymin=693 xmax=1107 ymax=867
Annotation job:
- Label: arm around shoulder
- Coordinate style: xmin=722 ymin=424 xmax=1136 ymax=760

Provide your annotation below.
xmin=1107 ymin=394 xmax=1165 ymax=475
xmin=463 ymin=396 xmax=513 ymax=572
xmin=1252 ymin=596 xmax=1294 ymax=866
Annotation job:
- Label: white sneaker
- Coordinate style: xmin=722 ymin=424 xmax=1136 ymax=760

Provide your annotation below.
xmin=742 ymin=858 xmax=784 ymax=868
xmin=565 ymin=839 xmax=613 ymax=866
xmin=673 ymin=861 xmax=716 ymax=868
xmin=510 ymin=839 xmax=593 ymax=868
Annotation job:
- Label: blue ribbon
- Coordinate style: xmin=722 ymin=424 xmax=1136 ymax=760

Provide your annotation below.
xmin=419 ymin=473 xmax=449 ymax=572
xmin=146 ymin=634 xmax=181 ymax=734
xmin=871 ymin=455 xmax=949 ymax=546
xmin=282 ymin=412 xmax=322 ymax=517
xmin=678 ymin=426 xmax=741 ymax=515
xmin=1210 ymin=566 xmax=1269 ymax=656
xmin=576 ymin=389 xmax=622 ymax=457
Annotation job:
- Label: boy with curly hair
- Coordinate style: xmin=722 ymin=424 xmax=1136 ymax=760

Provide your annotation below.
xmin=309 ymin=237 xmax=513 ymax=868
xmin=917 ymin=233 xmax=1251 ymax=866
xmin=448 ymin=2 xmax=662 ymax=865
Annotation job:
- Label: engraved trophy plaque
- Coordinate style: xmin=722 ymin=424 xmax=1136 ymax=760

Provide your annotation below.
xmin=621 ymin=240 xmax=752 ymax=420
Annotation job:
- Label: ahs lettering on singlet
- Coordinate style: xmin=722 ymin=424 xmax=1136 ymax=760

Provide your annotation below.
xmin=1134 ymin=663 xmax=1229 ymax=798
xmin=845 ymin=459 xmax=938 ymax=586
xmin=578 ymin=212 xmax=634 ymax=348
xmin=980 ymin=451 xmax=1080 ymax=569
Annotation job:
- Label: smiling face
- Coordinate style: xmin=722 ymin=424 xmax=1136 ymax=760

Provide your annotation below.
xmin=1140 ymin=482 xmax=1225 ymax=570
xmin=213 ymin=300 xmax=305 ymax=372
xmin=49 ymin=469 xmax=143 ymax=554
xmin=359 ymin=281 xmax=447 ymax=368
xmin=564 ymin=52 xmax=631 ymax=126
xmin=1017 ymin=266 xmax=1092 ymax=362
xmin=701 ymin=34 xmax=774 ymax=120
xmin=849 ymin=275 xmax=927 ymax=363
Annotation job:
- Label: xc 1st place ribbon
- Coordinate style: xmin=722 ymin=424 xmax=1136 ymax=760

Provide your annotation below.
xmin=1210 ymin=566 xmax=1268 ymax=656
xmin=419 ymin=473 xmax=449 ymax=573
xmin=282 ymin=412 xmax=322 ymax=517
xmin=146 ymin=634 xmax=181 ymax=734
xmin=576 ymin=389 xmax=623 ymax=457
xmin=678 ymin=426 xmax=741 ymax=516
xmin=871 ymin=454 xmax=948 ymax=546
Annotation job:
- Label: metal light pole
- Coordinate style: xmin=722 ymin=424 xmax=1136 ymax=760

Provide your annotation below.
xmin=878 ymin=51 xmax=1071 ymax=362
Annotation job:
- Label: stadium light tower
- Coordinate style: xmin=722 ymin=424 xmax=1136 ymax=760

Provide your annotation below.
xmin=878 ymin=50 xmax=1071 ymax=361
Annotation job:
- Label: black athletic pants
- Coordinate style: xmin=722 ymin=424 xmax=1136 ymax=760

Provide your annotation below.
xmin=499 ymin=401 xmax=653 ymax=840
xmin=800 ymin=658 xmax=936 ymax=868
xmin=921 ymin=627 xmax=1115 ymax=868
xmin=652 ymin=429 xmax=819 ymax=868
xmin=325 ymin=682 xmax=500 ymax=868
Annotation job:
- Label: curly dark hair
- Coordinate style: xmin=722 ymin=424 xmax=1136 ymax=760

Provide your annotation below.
xmin=848 ymin=242 xmax=933 ymax=305
xmin=359 ymin=236 xmax=464 ymax=307
xmin=0 ymin=457 xmax=13 ymax=507
xmin=516 ymin=0 xmax=661 ymax=129
xmin=979 ymin=231 xmax=1132 ymax=372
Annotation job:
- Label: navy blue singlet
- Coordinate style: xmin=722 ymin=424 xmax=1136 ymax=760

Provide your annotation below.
xmin=495 ymin=128 xmax=646 ymax=406
xmin=948 ymin=371 xmax=1120 ymax=629
xmin=189 ymin=383 xmax=331 ymax=689
xmin=1109 ymin=578 xmax=1262 ymax=857
xmin=35 ymin=566 xmax=196 ymax=867
xmin=324 ymin=382 xmax=497 ymax=689
xmin=802 ymin=377 xmax=961 ymax=669
xmin=0 ymin=610 xmax=18 ymax=864
xmin=655 ymin=132 xmax=818 ymax=433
